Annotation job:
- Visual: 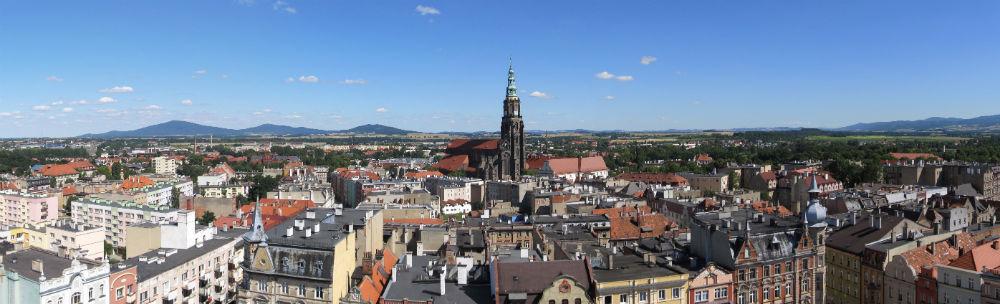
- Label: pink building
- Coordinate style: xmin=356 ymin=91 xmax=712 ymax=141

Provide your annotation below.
xmin=0 ymin=189 xmax=60 ymax=227
xmin=688 ymin=263 xmax=733 ymax=304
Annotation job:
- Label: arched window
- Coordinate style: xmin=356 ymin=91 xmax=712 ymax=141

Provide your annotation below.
xmin=72 ymin=292 xmax=82 ymax=304
xmin=297 ymin=259 xmax=306 ymax=274
xmin=282 ymin=257 xmax=290 ymax=272
xmin=575 ymin=299 xmax=582 ymax=304
xmin=561 ymin=299 xmax=568 ymax=304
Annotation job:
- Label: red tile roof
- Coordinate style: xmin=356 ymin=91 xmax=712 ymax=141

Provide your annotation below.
xmin=335 ymin=168 xmax=381 ymax=180
xmin=542 ymin=156 xmax=608 ymax=175
xmin=433 ymin=155 xmax=470 ymax=173
xmin=39 ymin=163 xmax=85 ymax=177
xmin=0 ymin=182 xmax=19 ymax=191
xmin=694 ymin=154 xmax=713 ymax=162
xmin=62 ymin=186 xmax=77 ymax=196
xmin=526 ymin=156 xmax=556 ymax=170
xmin=236 ymin=199 xmax=317 ymax=230
xmin=446 ymin=139 xmax=499 ymax=151
xmin=593 ymin=206 xmax=674 ymax=240
xmin=750 ymin=201 xmax=793 ymax=217
xmin=616 ymin=172 xmax=689 ymax=186
xmin=898 ymin=234 xmax=973 ymax=278
xmin=949 ymin=241 xmax=1000 ymax=271
xmin=121 ymin=176 xmax=154 ymax=190
xmin=890 ymin=152 xmax=941 ymax=161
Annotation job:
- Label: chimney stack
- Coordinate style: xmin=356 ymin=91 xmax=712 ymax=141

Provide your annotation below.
xmin=439 ymin=265 xmax=447 ymax=296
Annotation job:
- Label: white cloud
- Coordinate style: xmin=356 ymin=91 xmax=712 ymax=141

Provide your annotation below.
xmin=194 ymin=69 xmax=207 ymax=75
xmin=297 ymin=75 xmax=319 ymax=83
xmin=284 ymin=114 xmax=303 ymax=119
xmin=0 ymin=112 xmax=12 ymax=117
xmin=341 ymin=79 xmax=367 ymax=85
xmin=603 ymin=95 xmax=616 ymax=101
xmin=253 ymin=111 xmax=264 ymax=115
xmin=180 ymin=99 xmax=193 ymax=105
xmin=51 ymin=101 xmax=64 ymax=106
xmin=46 ymin=76 xmax=64 ymax=82
xmin=595 ymin=71 xmax=615 ymax=79
xmin=99 ymin=86 xmax=134 ymax=93
xmin=375 ymin=107 xmax=388 ymax=113
xmin=528 ymin=91 xmax=552 ymax=99
xmin=415 ymin=5 xmax=440 ymax=15
xmin=62 ymin=107 xmax=74 ymax=113
xmin=596 ymin=71 xmax=634 ymax=81
xmin=144 ymin=105 xmax=162 ymax=110
xmin=285 ymin=77 xmax=295 ymax=83
xmin=273 ymin=1 xmax=296 ymax=13
xmin=95 ymin=108 xmax=117 ymax=113
xmin=71 ymin=99 xmax=89 ymax=105
xmin=640 ymin=56 xmax=657 ymax=65
xmin=32 ymin=105 xmax=51 ymax=111
xmin=98 ymin=96 xmax=116 ymax=104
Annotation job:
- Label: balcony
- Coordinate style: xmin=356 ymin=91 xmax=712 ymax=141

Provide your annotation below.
xmin=200 ymin=277 xmax=209 ymax=287
xmin=126 ymin=292 xmax=136 ymax=304
xmin=214 ymin=269 xmax=223 ymax=279
xmin=214 ymin=285 xmax=224 ymax=294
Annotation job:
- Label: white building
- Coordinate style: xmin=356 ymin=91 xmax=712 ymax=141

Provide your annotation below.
xmin=152 ymin=156 xmax=178 ymax=176
xmin=196 ymin=173 xmax=227 ymax=187
xmin=71 ymin=198 xmax=179 ymax=247
xmin=0 ymin=248 xmax=111 ymax=304
xmin=129 ymin=228 xmax=244 ymax=304
xmin=44 ymin=221 xmax=107 ymax=261
xmin=441 ymin=200 xmax=472 ymax=216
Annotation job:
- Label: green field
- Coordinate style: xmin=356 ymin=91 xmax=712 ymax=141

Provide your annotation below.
xmin=806 ymin=135 xmax=968 ymax=142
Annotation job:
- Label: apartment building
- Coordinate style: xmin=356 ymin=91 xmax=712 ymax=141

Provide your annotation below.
xmin=71 ymin=198 xmax=179 ymax=247
xmin=0 ymin=190 xmax=59 ymax=227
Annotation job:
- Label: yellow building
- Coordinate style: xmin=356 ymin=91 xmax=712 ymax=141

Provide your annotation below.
xmin=6 ymin=224 xmax=50 ymax=249
xmin=593 ymin=254 xmax=690 ymax=304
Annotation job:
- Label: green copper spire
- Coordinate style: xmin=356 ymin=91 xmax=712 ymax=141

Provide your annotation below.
xmin=506 ymin=58 xmax=517 ymax=97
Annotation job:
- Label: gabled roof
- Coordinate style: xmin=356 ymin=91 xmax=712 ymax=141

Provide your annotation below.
xmin=890 ymin=152 xmax=941 ymax=161
xmin=446 ymin=139 xmax=498 ymax=151
xmin=949 ymin=241 xmax=1000 ymax=271
xmin=898 ymin=234 xmax=972 ymax=277
xmin=433 ymin=155 xmax=470 ymax=173
xmin=494 ymin=260 xmax=593 ymax=295
xmin=617 ymin=172 xmax=688 ymax=186
xmin=542 ymin=156 xmax=608 ymax=175
xmin=121 ymin=176 xmax=154 ymax=190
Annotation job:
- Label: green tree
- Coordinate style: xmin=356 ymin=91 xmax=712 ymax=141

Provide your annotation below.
xmin=248 ymin=175 xmax=279 ymax=200
xmin=170 ymin=187 xmax=181 ymax=209
xmin=198 ymin=211 xmax=217 ymax=226
xmin=111 ymin=163 xmax=122 ymax=180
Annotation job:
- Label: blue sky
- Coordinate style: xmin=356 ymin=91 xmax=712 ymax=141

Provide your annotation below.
xmin=2 ymin=1 xmax=999 ymax=137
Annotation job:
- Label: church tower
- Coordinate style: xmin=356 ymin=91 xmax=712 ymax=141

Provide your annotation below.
xmin=499 ymin=60 xmax=525 ymax=181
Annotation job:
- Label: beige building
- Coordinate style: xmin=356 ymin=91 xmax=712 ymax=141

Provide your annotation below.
xmin=44 ymin=220 xmax=106 ymax=261
xmin=72 ymin=198 xmax=179 ymax=247
xmin=678 ymin=172 xmax=729 ymax=193
xmin=593 ymin=253 xmax=690 ymax=304
xmin=238 ymin=206 xmax=380 ymax=304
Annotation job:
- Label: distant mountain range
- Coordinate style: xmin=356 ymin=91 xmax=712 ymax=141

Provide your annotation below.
xmin=79 ymin=120 xmax=415 ymax=138
xmin=838 ymin=114 xmax=1000 ymax=132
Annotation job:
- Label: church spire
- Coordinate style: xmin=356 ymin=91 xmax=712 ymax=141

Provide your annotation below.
xmin=506 ymin=58 xmax=517 ymax=97
xmin=243 ymin=197 xmax=268 ymax=244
